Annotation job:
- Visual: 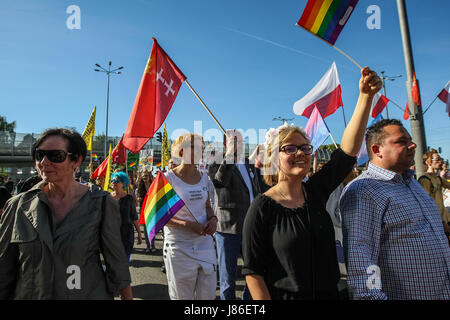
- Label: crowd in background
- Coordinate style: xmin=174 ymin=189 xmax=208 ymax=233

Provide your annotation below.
xmin=1 ymin=68 xmax=450 ymax=300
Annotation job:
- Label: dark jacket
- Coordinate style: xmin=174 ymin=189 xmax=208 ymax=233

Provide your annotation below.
xmin=0 ymin=182 xmax=131 ymax=300
xmin=208 ymin=157 xmax=261 ymax=234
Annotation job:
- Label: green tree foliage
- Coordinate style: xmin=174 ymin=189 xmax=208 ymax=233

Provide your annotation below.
xmin=0 ymin=116 xmax=16 ymax=133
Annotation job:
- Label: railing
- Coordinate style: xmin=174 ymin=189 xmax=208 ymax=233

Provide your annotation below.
xmin=0 ymin=131 xmax=332 ymax=162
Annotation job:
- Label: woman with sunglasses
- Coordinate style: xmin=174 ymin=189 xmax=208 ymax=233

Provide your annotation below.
xmin=242 ymin=67 xmax=382 ymax=300
xmin=163 ymin=133 xmax=218 ymax=300
xmin=111 ymin=171 xmax=143 ymax=263
xmin=0 ymin=128 xmax=133 ymax=300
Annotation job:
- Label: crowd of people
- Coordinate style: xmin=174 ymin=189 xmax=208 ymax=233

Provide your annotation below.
xmin=1 ymin=67 xmax=450 ymax=300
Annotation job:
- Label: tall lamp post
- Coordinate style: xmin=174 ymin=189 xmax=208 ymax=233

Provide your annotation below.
xmin=272 ymin=116 xmax=294 ymax=126
xmin=380 ymin=71 xmax=402 ymax=119
xmin=94 ymin=61 xmax=123 ymax=157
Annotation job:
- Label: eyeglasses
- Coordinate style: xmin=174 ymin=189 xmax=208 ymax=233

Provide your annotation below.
xmin=111 ymin=179 xmax=121 ymax=184
xmin=34 ymin=149 xmax=73 ymax=163
xmin=280 ymin=144 xmax=313 ymax=155
xmin=432 ymin=157 xmax=443 ymax=162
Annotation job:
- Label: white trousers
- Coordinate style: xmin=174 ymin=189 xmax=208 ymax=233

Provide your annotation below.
xmin=163 ymin=238 xmax=217 ymax=300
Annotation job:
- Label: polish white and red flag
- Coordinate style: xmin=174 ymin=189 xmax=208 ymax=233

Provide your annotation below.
xmin=437 ymin=81 xmax=450 ymax=117
xmin=371 ymin=92 xmax=390 ymax=118
xmin=293 ymin=62 xmax=343 ymax=119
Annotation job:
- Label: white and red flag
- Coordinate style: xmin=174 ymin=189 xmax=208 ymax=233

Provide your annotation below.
xmin=293 ymin=62 xmax=343 ymax=119
xmin=371 ymin=92 xmax=390 ymax=118
xmin=437 ymin=81 xmax=450 ymax=116
xmin=123 ymin=38 xmax=186 ymax=154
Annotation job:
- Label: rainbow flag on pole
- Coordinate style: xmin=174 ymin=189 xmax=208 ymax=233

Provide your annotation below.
xmin=138 ymin=171 xmax=185 ymax=242
xmin=296 ymin=0 xmax=359 ymax=45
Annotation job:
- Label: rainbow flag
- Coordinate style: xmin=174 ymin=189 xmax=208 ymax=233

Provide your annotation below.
xmin=297 ymin=0 xmax=359 ymax=45
xmin=138 ymin=171 xmax=185 ymax=242
xmin=155 ymin=162 xmax=162 ymax=167
xmin=128 ymin=161 xmax=137 ymax=168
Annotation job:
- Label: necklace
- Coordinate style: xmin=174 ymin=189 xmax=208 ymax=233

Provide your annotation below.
xmin=277 ymin=186 xmax=306 ymax=207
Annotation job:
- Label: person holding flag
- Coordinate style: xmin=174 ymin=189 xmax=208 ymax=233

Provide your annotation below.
xmin=162 ymin=133 xmax=218 ymax=300
xmin=242 ymin=67 xmax=382 ymax=300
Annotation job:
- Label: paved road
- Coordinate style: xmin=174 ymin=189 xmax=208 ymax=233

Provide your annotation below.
xmin=126 ymin=226 xmax=246 ymax=300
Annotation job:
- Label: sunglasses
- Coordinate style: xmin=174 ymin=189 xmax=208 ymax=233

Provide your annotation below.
xmin=280 ymin=144 xmax=314 ymax=155
xmin=34 ymin=149 xmax=73 ymax=163
xmin=111 ymin=179 xmax=121 ymax=184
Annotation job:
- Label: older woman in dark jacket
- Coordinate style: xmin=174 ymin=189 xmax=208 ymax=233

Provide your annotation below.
xmin=0 ymin=128 xmax=132 ymax=300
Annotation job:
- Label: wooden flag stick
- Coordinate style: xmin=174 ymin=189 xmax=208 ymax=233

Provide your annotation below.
xmin=297 ymin=25 xmax=363 ymax=71
xmin=328 ymin=131 xmax=338 ymax=149
xmin=185 ymin=79 xmax=226 ymax=134
xmin=332 ymin=45 xmax=362 ymax=70
xmin=319 ymin=110 xmax=338 ymax=149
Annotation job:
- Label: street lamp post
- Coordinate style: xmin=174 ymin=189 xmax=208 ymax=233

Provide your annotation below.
xmin=272 ymin=116 xmax=294 ymax=126
xmin=380 ymin=71 xmax=402 ymax=119
xmin=94 ymin=61 xmax=123 ymax=157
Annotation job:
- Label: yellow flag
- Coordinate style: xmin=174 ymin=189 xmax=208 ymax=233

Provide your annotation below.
xmin=103 ymin=144 xmax=112 ymax=191
xmin=162 ymin=123 xmax=171 ymax=168
xmin=82 ymin=106 xmax=96 ymax=151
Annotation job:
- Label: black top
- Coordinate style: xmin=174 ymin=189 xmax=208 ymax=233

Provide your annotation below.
xmin=118 ymin=194 xmax=138 ymax=240
xmin=242 ymin=148 xmax=356 ymax=300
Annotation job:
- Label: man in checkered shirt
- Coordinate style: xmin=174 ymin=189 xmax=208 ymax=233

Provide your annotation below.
xmin=340 ymin=119 xmax=450 ymax=299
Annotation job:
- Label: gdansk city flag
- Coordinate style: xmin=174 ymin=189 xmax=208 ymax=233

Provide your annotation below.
xmin=123 ymin=38 xmax=186 ymax=154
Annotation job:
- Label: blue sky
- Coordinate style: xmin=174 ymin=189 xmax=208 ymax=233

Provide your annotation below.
xmin=1 ymin=0 xmax=449 ymax=160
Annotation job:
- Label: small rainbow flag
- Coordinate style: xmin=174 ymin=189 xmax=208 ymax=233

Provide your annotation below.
xmin=128 ymin=161 xmax=137 ymax=168
xmin=155 ymin=162 xmax=162 ymax=167
xmin=138 ymin=171 xmax=185 ymax=242
xmin=297 ymin=0 xmax=359 ymax=46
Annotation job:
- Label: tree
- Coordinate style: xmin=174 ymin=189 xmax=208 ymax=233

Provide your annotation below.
xmin=0 ymin=116 xmax=16 ymax=133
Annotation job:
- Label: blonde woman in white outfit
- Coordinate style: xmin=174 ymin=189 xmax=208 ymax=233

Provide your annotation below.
xmin=163 ymin=133 xmax=218 ymax=300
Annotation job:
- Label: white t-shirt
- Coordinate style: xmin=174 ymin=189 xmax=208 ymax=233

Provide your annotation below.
xmin=164 ymin=170 xmax=215 ymax=241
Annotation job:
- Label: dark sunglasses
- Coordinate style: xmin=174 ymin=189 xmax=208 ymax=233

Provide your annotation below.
xmin=111 ymin=179 xmax=121 ymax=184
xmin=34 ymin=149 xmax=73 ymax=163
xmin=280 ymin=144 xmax=314 ymax=155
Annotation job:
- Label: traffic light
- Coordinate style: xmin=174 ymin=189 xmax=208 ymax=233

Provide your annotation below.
xmin=156 ymin=132 xmax=162 ymax=143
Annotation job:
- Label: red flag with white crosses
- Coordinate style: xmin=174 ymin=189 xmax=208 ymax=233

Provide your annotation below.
xmin=123 ymin=38 xmax=186 ymax=153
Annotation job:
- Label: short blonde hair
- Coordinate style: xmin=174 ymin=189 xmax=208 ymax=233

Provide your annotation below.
xmin=263 ymin=125 xmax=310 ymax=186
xmin=171 ymin=133 xmax=204 ymax=160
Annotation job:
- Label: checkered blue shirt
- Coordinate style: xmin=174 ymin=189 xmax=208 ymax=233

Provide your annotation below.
xmin=340 ymin=162 xmax=450 ymax=300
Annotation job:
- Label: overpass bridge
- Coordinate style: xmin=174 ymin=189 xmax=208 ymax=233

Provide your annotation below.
xmin=0 ymin=131 xmax=333 ymax=181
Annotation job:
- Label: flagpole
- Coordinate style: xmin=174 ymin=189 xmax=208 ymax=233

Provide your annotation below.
xmin=89 ymin=150 xmax=93 ymax=180
xmin=331 ymin=45 xmax=362 ymax=70
xmin=297 ymin=25 xmax=362 ymax=70
xmin=341 ymin=106 xmax=347 ymax=127
xmin=184 ymin=79 xmax=226 ymax=134
xmin=422 ymin=95 xmax=439 ymax=115
xmin=328 ymin=132 xmax=338 ymax=149
xmin=319 ymin=108 xmax=338 ymax=149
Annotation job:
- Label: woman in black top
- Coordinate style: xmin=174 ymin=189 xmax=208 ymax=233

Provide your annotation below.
xmin=137 ymin=170 xmax=156 ymax=252
xmin=111 ymin=172 xmax=142 ymax=262
xmin=242 ymin=67 xmax=382 ymax=300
